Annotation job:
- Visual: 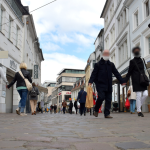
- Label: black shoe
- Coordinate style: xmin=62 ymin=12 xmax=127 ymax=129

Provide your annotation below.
xmin=105 ymin=115 xmax=113 ymax=119
xmin=94 ymin=112 xmax=98 ymax=117
xmin=84 ymin=114 xmax=86 ymax=116
xmin=138 ymin=112 xmax=144 ymax=117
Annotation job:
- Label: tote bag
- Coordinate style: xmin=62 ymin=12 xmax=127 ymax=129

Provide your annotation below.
xmin=19 ymin=71 xmax=32 ymax=91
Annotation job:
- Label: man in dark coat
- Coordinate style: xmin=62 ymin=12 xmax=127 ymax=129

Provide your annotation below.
xmin=77 ymin=86 xmax=87 ymax=116
xmin=89 ymin=50 xmax=126 ymax=118
xmin=125 ymin=47 xmax=148 ymax=117
xmin=69 ymin=101 xmax=73 ymax=114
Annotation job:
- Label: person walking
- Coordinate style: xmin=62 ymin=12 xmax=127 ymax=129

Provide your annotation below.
xmin=77 ymin=86 xmax=87 ymax=116
xmin=40 ymin=101 xmax=44 ymax=113
xmin=89 ymin=50 xmax=126 ymax=118
xmin=62 ymin=100 xmax=67 ymax=114
xmin=50 ymin=105 xmax=53 ymax=114
xmin=54 ymin=104 xmax=57 ymax=114
xmin=29 ymin=82 xmax=39 ymax=115
xmin=125 ymin=47 xmax=148 ymax=117
xmin=74 ymin=99 xmax=78 ymax=114
xmin=127 ymin=85 xmax=136 ymax=114
xmin=69 ymin=100 xmax=73 ymax=114
xmin=6 ymin=63 xmax=32 ymax=116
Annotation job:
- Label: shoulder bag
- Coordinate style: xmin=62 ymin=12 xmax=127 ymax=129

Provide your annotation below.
xmin=134 ymin=59 xmax=149 ymax=87
xmin=19 ymin=71 xmax=32 ymax=91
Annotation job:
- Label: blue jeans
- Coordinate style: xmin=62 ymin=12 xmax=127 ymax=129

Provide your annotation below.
xmin=17 ymin=89 xmax=28 ymax=113
xmin=130 ymin=99 xmax=136 ymax=113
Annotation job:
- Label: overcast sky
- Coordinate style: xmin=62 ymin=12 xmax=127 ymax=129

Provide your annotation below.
xmin=21 ymin=0 xmax=105 ymax=83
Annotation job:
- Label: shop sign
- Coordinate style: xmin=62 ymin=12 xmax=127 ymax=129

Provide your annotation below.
xmin=2 ymin=91 xmax=6 ymax=97
xmin=66 ymin=92 xmax=71 ymax=95
xmin=34 ymin=65 xmax=38 ymax=79
xmin=10 ymin=60 xmax=17 ymax=71
xmin=58 ymin=92 xmax=62 ymax=95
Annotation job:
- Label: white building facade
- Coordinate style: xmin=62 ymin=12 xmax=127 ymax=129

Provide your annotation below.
xmin=101 ymin=0 xmax=150 ymax=112
xmin=0 ymin=0 xmax=44 ymax=113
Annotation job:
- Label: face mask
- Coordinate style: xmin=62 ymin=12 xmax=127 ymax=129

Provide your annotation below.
xmin=103 ymin=56 xmax=109 ymax=61
xmin=134 ymin=51 xmax=140 ymax=57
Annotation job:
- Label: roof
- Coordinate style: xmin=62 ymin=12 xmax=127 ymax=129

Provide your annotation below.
xmin=100 ymin=0 xmax=109 ymax=18
xmin=94 ymin=28 xmax=104 ymax=44
xmin=14 ymin=0 xmax=30 ymax=15
xmin=57 ymin=68 xmax=85 ymax=75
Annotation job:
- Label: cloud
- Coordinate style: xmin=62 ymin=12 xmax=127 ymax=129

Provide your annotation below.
xmin=41 ymin=53 xmax=86 ymax=82
xmin=21 ymin=0 xmax=105 ymax=38
xmin=41 ymin=42 xmax=62 ymax=51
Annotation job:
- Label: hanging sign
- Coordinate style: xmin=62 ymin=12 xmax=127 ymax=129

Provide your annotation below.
xmin=34 ymin=65 xmax=38 ymax=79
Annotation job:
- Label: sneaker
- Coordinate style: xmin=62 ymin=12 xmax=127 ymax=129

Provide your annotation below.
xmin=138 ymin=112 xmax=144 ymax=117
xmin=20 ymin=113 xmax=27 ymax=116
xmin=16 ymin=108 xmax=20 ymax=115
xmin=94 ymin=112 xmax=98 ymax=117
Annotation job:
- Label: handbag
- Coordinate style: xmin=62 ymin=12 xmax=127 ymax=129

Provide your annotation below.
xmin=134 ymin=59 xmax=149 ymax=87
xmin=127 ymin=89 xmax=131 ymax=97
xmin=19 ymin=71 xmax=32 ymax=91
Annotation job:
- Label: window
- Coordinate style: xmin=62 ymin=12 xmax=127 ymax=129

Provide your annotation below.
xmin=148 ymin=37 xmax=150 ymax=54
xmin=134 ymin=11 xmax=139 ymax=29
xmin=0 ymin=7 xmax=3 ymax=31
xmin=59 ymin=86 xmax=73 ymax=91
xmin=118 ymin=40 xmax=128 ymax=64
xmin=93 ymin=60 xmax=96 ymax=68
xmin=146 ymin=0 xmax=150 ymax=17
xmin=8 ymin=17 xmax=12 ymax=40
xmin=16 ymin=26 xmax=19 ymax=46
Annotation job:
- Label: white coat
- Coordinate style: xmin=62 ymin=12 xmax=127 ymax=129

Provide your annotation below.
xmin=127 ymin=85 xmax=136 ymax=100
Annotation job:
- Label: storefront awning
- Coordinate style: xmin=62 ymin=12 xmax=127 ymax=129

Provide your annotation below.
xmin=37 ymin=85 xmax=48 ymax=93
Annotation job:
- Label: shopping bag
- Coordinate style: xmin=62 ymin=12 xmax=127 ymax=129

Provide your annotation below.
xmin=125 ymin=98 xmax=130 ymax=109
xmin=85 ymin=86 xmax=93 ymax=108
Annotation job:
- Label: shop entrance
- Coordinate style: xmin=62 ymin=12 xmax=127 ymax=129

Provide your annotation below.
xmin=5 ymin=75 xmax=13 ymax=113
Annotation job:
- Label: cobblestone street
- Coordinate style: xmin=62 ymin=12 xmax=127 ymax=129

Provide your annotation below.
xmin=0 ymin=113 xmax=150 ymax=150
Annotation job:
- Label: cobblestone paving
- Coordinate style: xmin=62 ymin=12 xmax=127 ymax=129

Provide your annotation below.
xmin=0 ymin=113 xmax=150 ymax=150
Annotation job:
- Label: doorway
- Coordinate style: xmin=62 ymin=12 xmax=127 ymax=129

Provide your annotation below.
xmin=5 ymin=75 xmax=13 ymax=113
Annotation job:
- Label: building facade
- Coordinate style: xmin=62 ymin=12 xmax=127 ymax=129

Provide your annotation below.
xmin=54 ymin=68 xmax=85 ymax=109
xmin=0 ymin=0 xmax=44 ymax=113
xmin=101 ymin=0 xmax=150 ymax=112
xmin=94 ymin=28 xmax=104 ymax=62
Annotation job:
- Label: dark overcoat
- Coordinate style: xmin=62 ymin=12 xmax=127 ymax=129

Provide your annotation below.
xmin=125 ymin=57 xmax=147 ymax=92
xmin=89 ymin=58 xmax=124 ymax=92
xmin=77 ymin=90 xmax=87 ymax=103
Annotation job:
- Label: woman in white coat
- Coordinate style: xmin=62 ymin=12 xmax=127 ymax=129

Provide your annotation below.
xmin=127 ymin=85 xmax=136 ymax=114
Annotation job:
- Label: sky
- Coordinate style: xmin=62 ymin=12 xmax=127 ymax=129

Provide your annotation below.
xmin=21 ymin=0 xmax=106 ymax=83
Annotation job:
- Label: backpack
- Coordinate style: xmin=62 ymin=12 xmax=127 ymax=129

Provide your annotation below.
xmin=30 ymin=87 xmax=37 ymax=98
